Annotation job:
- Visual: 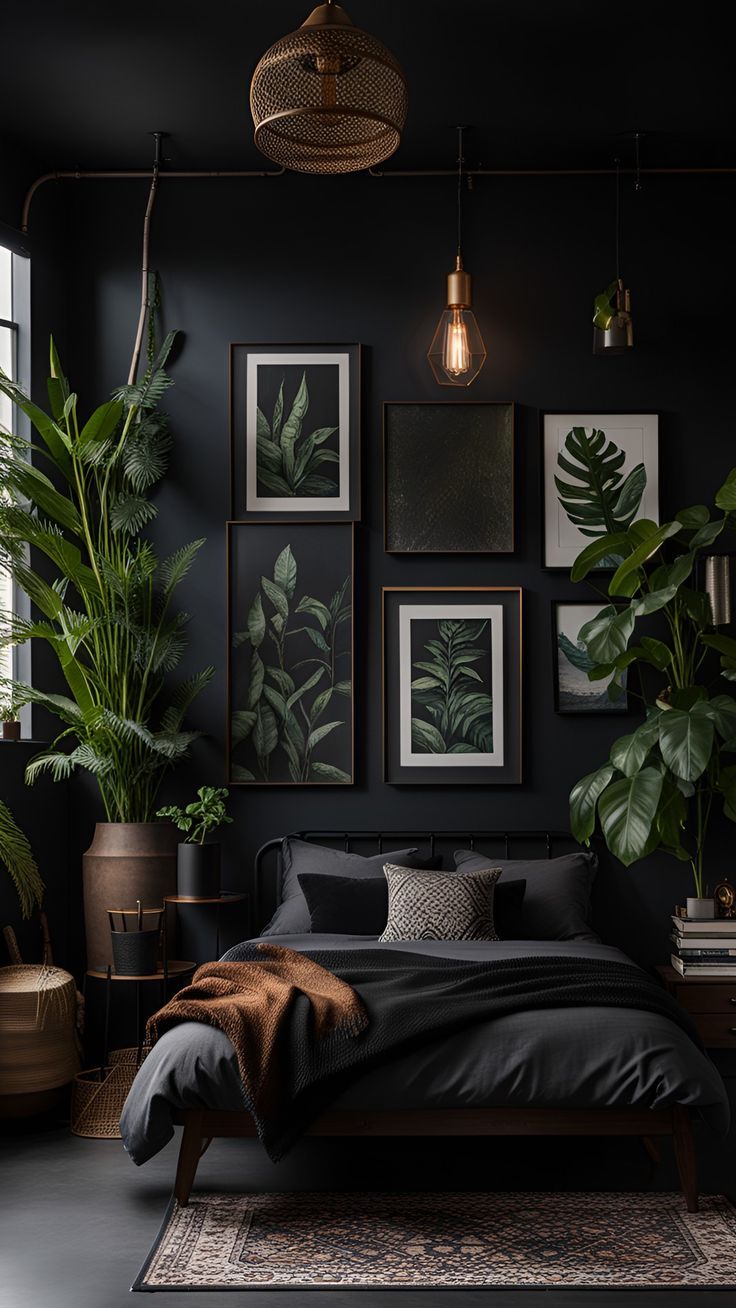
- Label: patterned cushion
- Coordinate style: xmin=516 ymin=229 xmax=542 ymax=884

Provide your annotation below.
xmin=379 ymin=863 xmax=502 ymax=943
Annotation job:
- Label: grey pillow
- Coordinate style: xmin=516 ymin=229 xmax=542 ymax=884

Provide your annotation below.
xmin=453 ymin=849 xmax=598 ymax=942
xmin=380 ymin=864 xmax=502 ymax=943
xmin=261 ymin=838 xmax=428 ymax=935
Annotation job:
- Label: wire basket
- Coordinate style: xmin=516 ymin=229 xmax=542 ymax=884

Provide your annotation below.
xmin=70 ymin=1046 xmax=148 ymax=1139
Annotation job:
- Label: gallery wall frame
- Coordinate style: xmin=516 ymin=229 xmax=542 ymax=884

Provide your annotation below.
xmin=229 ymin=343 xmax=361 ymax=522
xmin=226 ymin=521 xmax=354 ymax=786
xmin=383 ymin=401 xmax=515 ymax=554
xmin=541 ymin=411 xmax=660 ymax=570
xmin=382 ymin=587 xmax=522 ymax=785
xmin=551 ymin=600 xmax=633 ymax=716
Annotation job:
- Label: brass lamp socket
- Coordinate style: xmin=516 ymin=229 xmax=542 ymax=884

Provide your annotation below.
xmin=447 ymin=255 xmax=472 ymax=309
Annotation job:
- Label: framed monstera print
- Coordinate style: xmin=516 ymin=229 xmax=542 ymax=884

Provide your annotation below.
xmin=230 ymin=343 xmax=361 ymax=521
xmin=542 ymin=412 xmax=659 ymax=569
xmin=382 ymin=587 xmax=522 ymax=785
xmin=227 ymin=522 xmax=354 ymax=785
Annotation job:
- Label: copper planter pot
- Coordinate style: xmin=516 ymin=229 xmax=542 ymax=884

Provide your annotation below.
xmin=82 ymin=823 xmax=178 ymax=971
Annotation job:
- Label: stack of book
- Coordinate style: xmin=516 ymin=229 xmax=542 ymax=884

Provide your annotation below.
xmin=671 ymin=914 xmax=736 ymax=976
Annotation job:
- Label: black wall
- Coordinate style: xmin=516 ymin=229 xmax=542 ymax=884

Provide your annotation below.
xmin=6 ymin=168 xmax=734 ymax=969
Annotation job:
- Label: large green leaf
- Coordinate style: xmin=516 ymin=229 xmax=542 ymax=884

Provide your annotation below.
xmin=634 ymin=586 xmax=678 ymax=616
xmin=715 ymin=468 xmax=736 ymax=511
xmin=569 ymin=763 xmax=615 ymax=843
xmin=555 ymin=426 xmax=646 ymax=540
xmin=701 ymin=694 xmax=736 ymax=741
xmin=256 ymin=436 xmax=283 ymax=473
xmin=655 ymin=776 xmax=689 ymax=855
xmin=609 ymin=718 xmax=659 ymax=777
xmin=608 ymin=522 xmax=681 ymax=597
xmin=77 ymin=399 xmax=124 ymax=450
xmin=578 ymin=605 xmax=636 ymax=664
xmin=310 ymin=761 xmax=351 ymax=783
xmin=597 ymin=768 xmax=664 ymax=866
xmin=658 ymin=703 xmax=714 ymax=781
xmin=261 ymin=575 xmax=289 ymax=620
xmin=273 ymin=545 xmax=297 ymax=599
xmin=307 ymin=721 xmax=342 ymax=750
xmin=675 ymin=504 xmax=709 ymax=530
xmin=253 ymin=703 xmax=278 ymax=757
xmin=279 ymin=373 xmax=309 ymax=482
xmin=411 ymin=718 xmax=446 ymax=753
xmin=570 ymin=532 xmax=630 ymax=582
xmin=247 ymin=594 xmax=266 ymax=648
xmin=247 ymin=651 xmax=265 ymax=709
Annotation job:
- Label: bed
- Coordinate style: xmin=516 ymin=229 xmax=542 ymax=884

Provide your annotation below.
xmin=119 ymin=830 xmax=730 ymax=1214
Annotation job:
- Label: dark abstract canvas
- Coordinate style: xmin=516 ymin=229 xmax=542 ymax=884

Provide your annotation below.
xmin=384 ymin=402 xmax=514 ymax=553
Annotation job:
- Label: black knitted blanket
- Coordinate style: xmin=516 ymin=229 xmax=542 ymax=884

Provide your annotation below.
xmin=219 ymin=946 xmax=700 ymax=1160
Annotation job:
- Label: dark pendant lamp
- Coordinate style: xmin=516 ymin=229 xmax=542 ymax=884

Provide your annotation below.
xmin=427 ymin=127 xmax=487 ymax=387
xmin=593 ymin=159 xmax=634 ymax=354
xmin=250 ymin=0 xmax=407 ymax=174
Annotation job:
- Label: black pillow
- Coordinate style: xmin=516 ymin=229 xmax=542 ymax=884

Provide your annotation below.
xmin=298 ymin=867 xmax=525 ymax=938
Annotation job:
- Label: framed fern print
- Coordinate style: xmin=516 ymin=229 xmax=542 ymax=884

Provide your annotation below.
xmin=382 ymin=587 xmax=522 ymax=785
xmin=230 ymin=343 xmax=361 ymax=521
xmin=227 ymin=522 xmax=353 ymax=785
xmin=552 ymin=602 xmax=631 ymax=715
xmin=542 ymin=412 xmax=659 ymax=569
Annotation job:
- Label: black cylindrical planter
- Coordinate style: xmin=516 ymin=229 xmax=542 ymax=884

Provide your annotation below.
xmin=177 ymin=843 xmax=221 ymax=899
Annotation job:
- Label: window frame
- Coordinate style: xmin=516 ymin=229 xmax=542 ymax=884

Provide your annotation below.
xmin=1 ymin=243 xmax=32 ymax=735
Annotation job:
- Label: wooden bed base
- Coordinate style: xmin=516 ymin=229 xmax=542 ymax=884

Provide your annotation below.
xmin=171 ymin=1104 xmax=699 ymax=1213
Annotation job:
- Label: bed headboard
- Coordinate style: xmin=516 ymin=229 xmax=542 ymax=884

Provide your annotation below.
xmin=253 ymin=829 xmax=576 ymax=931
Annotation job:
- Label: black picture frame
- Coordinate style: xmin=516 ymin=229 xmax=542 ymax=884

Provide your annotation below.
xmin=551 ymin=600 xmax=632 ymax=716
xmin=541 ymin=411 xmax=660 ymax=571
xmin=382 ymin=587 xmax=522 ymax=785
xmin=230 ymin=343 xmax=361 ymax=522
xmin=227 ymin=522 xmax=354 ymax=785
xmin=383 ymin=401 xmax=515 ymax=554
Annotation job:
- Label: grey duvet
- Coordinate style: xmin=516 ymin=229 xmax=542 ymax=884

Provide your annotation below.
xmin=120 ymin=936 xmax=729 ymax=1165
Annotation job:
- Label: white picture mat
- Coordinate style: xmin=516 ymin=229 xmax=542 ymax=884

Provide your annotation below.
xmin=398 ymin=604 xmax=505 ymax=767
xmin=245 ymin=352 xmax=350 ymax=512
xmin=543 ymin=413 xmax=659 ymax=567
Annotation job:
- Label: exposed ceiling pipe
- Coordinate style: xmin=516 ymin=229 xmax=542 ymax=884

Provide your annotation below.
xmin=21 ymin=163 xmax=736 ymax=234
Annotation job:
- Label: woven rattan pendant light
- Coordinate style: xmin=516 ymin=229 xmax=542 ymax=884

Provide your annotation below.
xmin=250 ymin=1 xmax=407 ymax=174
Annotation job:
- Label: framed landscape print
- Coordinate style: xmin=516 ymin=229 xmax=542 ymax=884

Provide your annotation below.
xmin=384 ymin=401 xmax=514 ymax=553
xmin=552 ymin=602 xmax=630 ymax=715
xmin=227 ymin=522 xmax=354 ymax=785
xmin=382 ymin=587 xmax=522 ymax=784
xmin=542 ymin=412 xmax=659 ymax=569
xmin=230 ymin=343 xmax=361 ymax=521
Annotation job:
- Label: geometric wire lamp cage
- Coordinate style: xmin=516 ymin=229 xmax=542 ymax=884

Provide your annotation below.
xmin=250 ymin=0 xmax=408 ymax=174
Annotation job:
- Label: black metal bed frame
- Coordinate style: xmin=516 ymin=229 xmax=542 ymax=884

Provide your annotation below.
xmin=253 ymin=828 xmax=575 ymax=931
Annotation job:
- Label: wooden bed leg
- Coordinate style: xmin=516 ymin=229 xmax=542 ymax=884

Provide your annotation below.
xmin=174 ymin=1111 xmax=204 ymax=1207
xmin=672 ymin=1106 xmax=699 ymax=1213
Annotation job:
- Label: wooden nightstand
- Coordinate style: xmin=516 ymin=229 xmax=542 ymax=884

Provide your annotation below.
xmin=657 ymin=965 xmax=736 ymax=1049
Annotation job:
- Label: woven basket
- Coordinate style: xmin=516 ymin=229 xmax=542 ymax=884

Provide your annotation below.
xmin=71 ymin=1046 xmax=148 ymax=1139
xmin=0 ymin=964 xmax=81 ymax=1096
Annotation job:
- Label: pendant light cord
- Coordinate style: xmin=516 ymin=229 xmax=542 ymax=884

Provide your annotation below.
xmin=614 ymin=157 xmax=621 ymax=281
xmin=456 ymin=124 xmax=464 ymax=261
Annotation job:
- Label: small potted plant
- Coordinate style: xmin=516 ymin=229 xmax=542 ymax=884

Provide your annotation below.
xmin=157 ymin=787 xmax=232 ymax=899
xmin=1 ymin=701 xmax=21 ymax=741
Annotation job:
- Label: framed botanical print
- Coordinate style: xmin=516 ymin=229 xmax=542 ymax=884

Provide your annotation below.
xmin=227 ymin=522 xmax=354 ymax=785
xmin=230 ymin=343 xmax=361 ymax=521
xmin=542 ymin=412 xmax=659 ymax=569
xmin=384 ymin=401 xmax=514 ymax=553
xmin=552 ymin=602 xmax=631 ymax=715
xmin=382 ymin=587 xmax=522 ymax=784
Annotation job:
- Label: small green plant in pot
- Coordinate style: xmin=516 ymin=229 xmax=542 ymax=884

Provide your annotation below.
xmin=157 ymin=787 xmax=233 ymax=899
xmin=563 ymin=452 xmax=736 ymax=918
xmin=1 ymin=697 xmax=21 ymax=741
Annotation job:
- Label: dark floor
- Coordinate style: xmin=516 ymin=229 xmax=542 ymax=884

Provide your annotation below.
xmin=1 ymin=1114 xmax=735 ymax=1308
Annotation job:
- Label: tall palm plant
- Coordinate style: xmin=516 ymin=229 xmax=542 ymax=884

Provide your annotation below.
xmin=0 ymin=334 xmax=212 ymax=822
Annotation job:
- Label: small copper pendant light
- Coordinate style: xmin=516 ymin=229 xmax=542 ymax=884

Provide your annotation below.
xmin=250 ymin=0 xmax=407 ymax=175
xmin=427 ymin=127 xmax=487 ymax=387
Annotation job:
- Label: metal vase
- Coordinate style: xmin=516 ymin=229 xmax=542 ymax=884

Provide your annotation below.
xmin=82 ymin=823 xmax=178 ymax=971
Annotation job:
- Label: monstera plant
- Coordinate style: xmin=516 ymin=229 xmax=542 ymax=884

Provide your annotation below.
xmin=567 ymin=459 xmax=736 ymax=898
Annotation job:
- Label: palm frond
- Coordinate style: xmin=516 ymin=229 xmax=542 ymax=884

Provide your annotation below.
xmin=159 ymin=539 xmax=205 ymax=595
xmin=110 ymin=493 xmax=158 ymax=536
xmin=160 ymin=667 xmax=214 ymax=732
xmin=0 ymin=800 xmax=44 ymax=919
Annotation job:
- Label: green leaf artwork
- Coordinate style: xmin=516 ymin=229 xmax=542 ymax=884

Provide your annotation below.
xmin=555 ymin=427 xmax=647 ymax=561
xmin=256 ymin=373 xmax=339 ymax=499
xmin=410 ymin=619 xmax=493 ymax=754
xmin=231 ymin=542 xmax=351 ymax=783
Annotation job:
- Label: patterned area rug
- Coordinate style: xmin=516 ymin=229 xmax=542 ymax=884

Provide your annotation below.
xmin=134 ymin=1191 xmax=736 ymax=1290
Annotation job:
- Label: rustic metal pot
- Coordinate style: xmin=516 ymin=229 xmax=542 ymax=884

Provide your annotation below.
xmin=82 ymin=823 xmax=178 ymax=970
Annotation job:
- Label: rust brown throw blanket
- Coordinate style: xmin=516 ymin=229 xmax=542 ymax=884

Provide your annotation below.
xmin=146 ymin=944 xmax=368 ymax=1121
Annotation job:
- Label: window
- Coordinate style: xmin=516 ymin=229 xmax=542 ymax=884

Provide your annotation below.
xmin=0 ymin=239 xmax=31 ymax=706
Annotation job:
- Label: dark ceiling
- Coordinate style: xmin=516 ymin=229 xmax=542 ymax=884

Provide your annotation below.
xmin=1 ymin=0 xmax=734 ymax=175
